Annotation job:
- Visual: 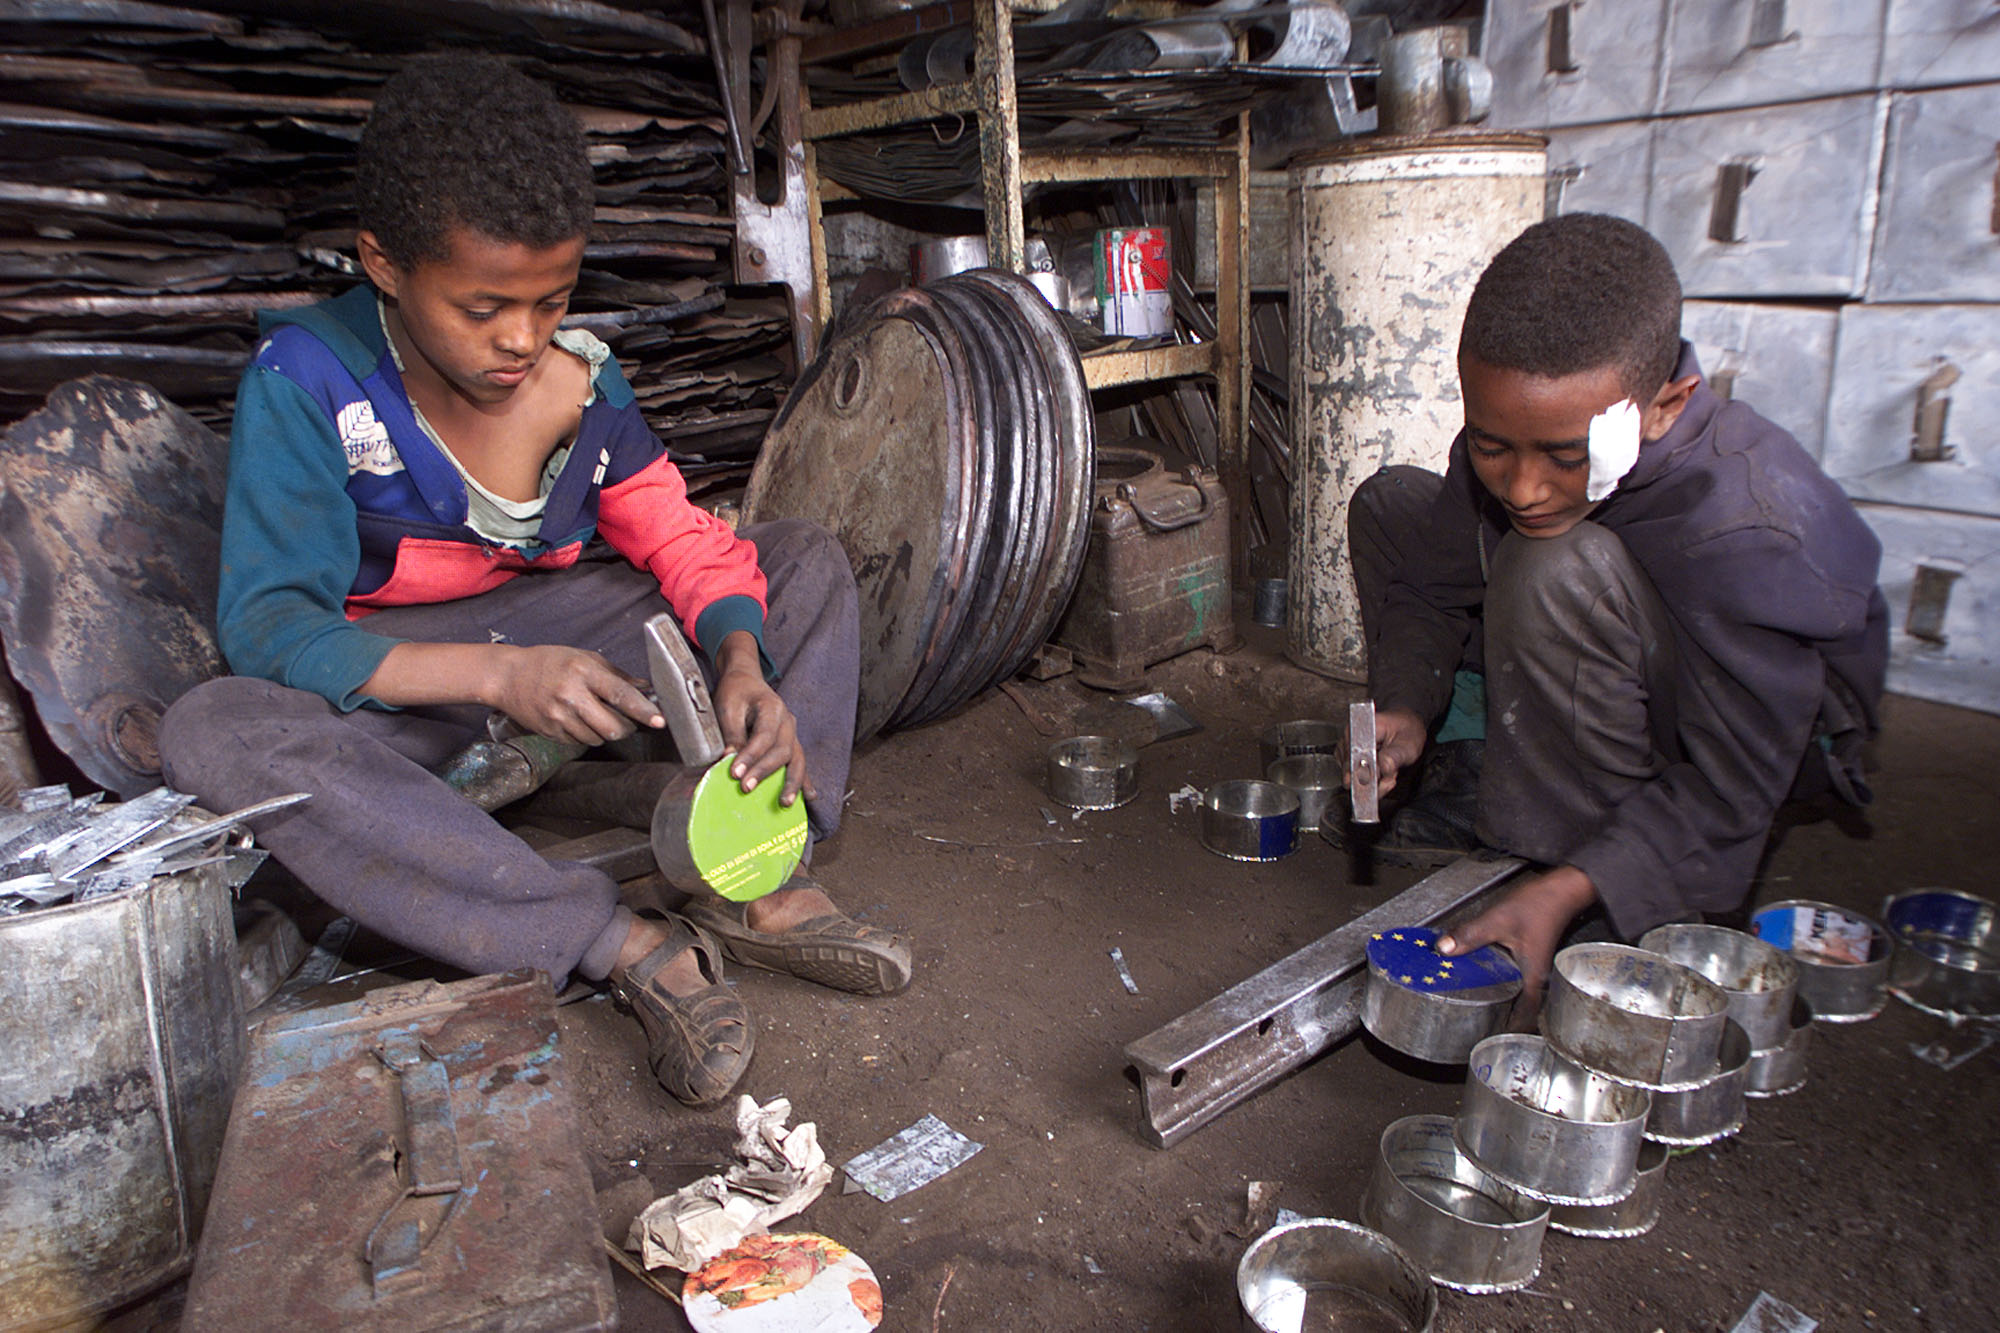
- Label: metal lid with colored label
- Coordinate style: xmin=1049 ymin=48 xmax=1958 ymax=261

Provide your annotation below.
xmin=683 ymin=756 xmax=809 ymax=903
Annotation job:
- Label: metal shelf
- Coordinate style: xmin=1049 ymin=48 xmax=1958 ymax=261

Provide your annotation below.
xmin=757 ymin=0 xmax=1253 ymax=568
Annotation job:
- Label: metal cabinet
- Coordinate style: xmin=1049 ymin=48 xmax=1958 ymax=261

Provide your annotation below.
xmin=1542 ymin=120 xmax=1655 ymax=223
xmin=1867 ymin=85 xmax=2000 ymax=303
xmin=1658 ymin=0 xmax=1888 ymax=114
xmin=1483 ymin=0 xmax=1670 ymax=129
xmin=1823 ymin=303 xmax=2000 ymax=519
xmin=1647 ymin=94 xmax=1886 ymax=298
xmin=1680 ymin=300 xmax=1838 ymax=460
xmin=1881 ymin=0 xmax=2000 ymax=90
xmin=1859 ymin=502 xmax=2000 ymax=716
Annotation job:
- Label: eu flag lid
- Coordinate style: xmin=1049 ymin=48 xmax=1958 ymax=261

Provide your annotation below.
xmin=1366 ymin=926 xmax=1522 ymax=996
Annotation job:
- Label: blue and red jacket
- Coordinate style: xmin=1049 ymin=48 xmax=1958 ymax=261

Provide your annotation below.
xmin=217 ymin=285 xmax=766 ymax=710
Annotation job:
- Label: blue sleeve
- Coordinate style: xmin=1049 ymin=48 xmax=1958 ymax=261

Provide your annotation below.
xmin=694 ymin=594 xmax=776 ymax=682
xmin=216 ymin=364 xmax=401 ymax=710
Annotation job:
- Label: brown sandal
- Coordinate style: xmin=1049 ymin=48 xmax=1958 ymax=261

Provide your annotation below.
xmin=683 ymin=889 xmax=913 ymax=997
xmin=608 ymin=917 xmax=754 ymax=1108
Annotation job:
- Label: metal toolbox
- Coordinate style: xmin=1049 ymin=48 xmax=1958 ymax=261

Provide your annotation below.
xmin=1823 ymin=303 xmax=2000 ymax=518
xmin=1680 ymin=300 xmax=1839 ymax=461
xmin=1658 ymin=0 xmax=1888 ymax=114
xmin=1867 ymin=86 xmax=2000 ymax=303
xmin=1052 ymin=445 xmax=1235 ymax=691
xmin=1543 ymin=119 xmax=1657 ymax=223
xmin=1483 ymin=0 xmax=1670 ymax=129
xmin=1882 ymin=0 xmax=2000 ymax=90
xmin=1856 ymin=502 xmax=2000 ymax=716
xmin=1646 ymin=95 xmax=1886 ymax=299
xmin=184 ymin=971 xmax=615 ymax=1332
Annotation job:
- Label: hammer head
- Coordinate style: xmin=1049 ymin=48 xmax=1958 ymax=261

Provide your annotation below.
xmin=643 ymin=613 xmax=726 ymax=768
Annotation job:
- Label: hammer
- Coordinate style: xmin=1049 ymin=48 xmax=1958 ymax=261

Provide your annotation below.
xmin=437 ymin=613 xmax=723 ymax=814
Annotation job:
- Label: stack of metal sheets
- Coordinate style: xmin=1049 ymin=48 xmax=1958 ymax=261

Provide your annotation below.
xmin=0 ymin=0 xmax=787 ymax=485
xmin=0 ymin=782 xmax=281 ymax=914
xmin=742 ymin=270 xmax=1094 ymax=738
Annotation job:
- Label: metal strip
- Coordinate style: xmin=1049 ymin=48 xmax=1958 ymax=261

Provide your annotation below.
xmin=1124 ymin=854 xmax=1525 ymax=1148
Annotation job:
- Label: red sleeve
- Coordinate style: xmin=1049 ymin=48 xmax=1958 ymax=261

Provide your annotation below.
xmin=594 ymin=452 xmax=767 ymax=635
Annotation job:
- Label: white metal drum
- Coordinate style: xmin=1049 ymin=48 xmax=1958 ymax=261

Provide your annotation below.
xmin=1856 ymin=502 xmax=2000 ymax=716
xmin=1482 ymin=0 xmax=1670 ymax=129
xmin=1679 ymin=301 xmax=1838 ymax=461
xmin=1881 ymin=0 xmax=2000 ymax=90
xmin=1657 ymin=0 xmax=1888 ymax=114
xmin=1867 ymin=86 xmax=2000 ymax=304
xmin=1646 ymin=95 xmax=1886 ymax=299
xmin=1285 ymin=135 xmax=1546 ymax=681
xmin=1542 ymin=120 xmax=1655 ymax=224
xmin=1823 ymin=304 xmax=2000 ymax=519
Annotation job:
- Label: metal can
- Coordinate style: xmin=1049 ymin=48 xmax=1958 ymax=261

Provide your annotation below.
xmin=1095 ymin=226 xmax=1173 ymax=336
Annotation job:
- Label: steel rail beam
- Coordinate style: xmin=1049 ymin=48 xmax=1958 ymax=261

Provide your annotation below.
xmin=1123 ymin=854 xmax=1526 ymax=1148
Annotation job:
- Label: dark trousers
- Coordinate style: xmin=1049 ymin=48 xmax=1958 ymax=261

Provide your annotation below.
xmin=160 ymin=519 xmax=860 ymax=985
xmin=1350 ymin=466 xmax=1678 ymax=872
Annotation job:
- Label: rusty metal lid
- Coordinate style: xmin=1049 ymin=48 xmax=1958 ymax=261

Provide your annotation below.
xmin=743 ymin=271 xmax=1093 ymax=739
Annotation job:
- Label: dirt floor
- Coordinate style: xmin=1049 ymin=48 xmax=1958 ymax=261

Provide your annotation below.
xmin=107 ymin=613 xmax=2000 ymax=1333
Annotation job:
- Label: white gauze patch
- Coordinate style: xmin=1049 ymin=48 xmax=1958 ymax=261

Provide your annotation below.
xmin=1585 ymin=398 xmax=1643 ymax=504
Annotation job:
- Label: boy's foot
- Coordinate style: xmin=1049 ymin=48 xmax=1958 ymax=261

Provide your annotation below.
xmin=608 ymin=916 xmax=754 ymax=1107
xmin=682 ymin=874 xmax=913 ymax=996
xmin=1321 ymin=738 xmax=1485 ymax=869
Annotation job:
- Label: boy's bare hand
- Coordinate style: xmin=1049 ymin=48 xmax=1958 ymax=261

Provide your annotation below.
xmin=1437 ymin=866 xmax=1598 ymax=1018
xmin=711 ymin=631 xmax=813 ymax=807
xmin=492 ymin=645 xmax=661 ymax=747
xmin=1349 ymin=705 xmax=1429 ymax=799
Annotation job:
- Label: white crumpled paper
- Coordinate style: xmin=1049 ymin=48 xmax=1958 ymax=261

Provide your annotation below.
xmin=626 ymin=1095 xmax=834 ymax=1272
xmin=1585 ymin=398 xmax=1643 ymax=504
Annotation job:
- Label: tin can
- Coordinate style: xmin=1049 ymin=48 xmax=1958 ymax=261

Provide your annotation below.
xmin=1095 ymin=226 xmax=1173 ymax=336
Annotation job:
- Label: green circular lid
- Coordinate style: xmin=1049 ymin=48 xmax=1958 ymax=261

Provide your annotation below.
xmin=684 ymin=755 xmax=808 ymax=902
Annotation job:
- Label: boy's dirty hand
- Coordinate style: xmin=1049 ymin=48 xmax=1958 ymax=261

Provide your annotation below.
xmin=493 ymin=645 xmax=660 ymax=747
xmin=712 ymin=631 xmax=813 ymax=807
xmin=1353 ymin=705 xmax=1428 ymax=799
xmin=1436 ymin=866 xmax=1597 ymax=1019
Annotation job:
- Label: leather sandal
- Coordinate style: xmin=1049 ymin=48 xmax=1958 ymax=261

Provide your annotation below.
xmin=608 ymin=916 xmax=754 ymax=1108
xmin=682 ymin=885 xmax=913 ymax=997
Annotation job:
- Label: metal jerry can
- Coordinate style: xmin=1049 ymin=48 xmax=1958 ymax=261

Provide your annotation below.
xmin=1054 ymin=444 xmax=1236 ymax=690
xmin=184 ymin=971 xmax=614 ymax=1331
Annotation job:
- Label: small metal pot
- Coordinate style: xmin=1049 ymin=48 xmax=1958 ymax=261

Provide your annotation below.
xmin=1253 ymin=577 xmax=1289 ymax=627
xmin=1883 ymin=889 xmax=2000 ymax=1021
xmin=1237 ymin=1218 xmax=1437 ymax=1333
xmin=1455 ymin=1033 xmax=1652 ymax=1208
xmin=1046 ymin=736 xmax=1139 ymax=810
xmin=1644 ymin=1019 xmax=1751 ymax=1147
xmin=1258 ymin=718 xmax=1342 ymax=774
xmin=1542 ymin=944 xmax=1731 ymax=1091
xmin=1199 ymin=780 xmax=1300 ymax=861
xmin=1548 ymin=1141 xmax=1669 ymax=1239
xmin=1637 ymin=923 xmax=1800 ymax=1054
xmin=1745 ymin=994 xmax=1814 ymax=1099
xmin=1266 ymin=753 xmax=1343 ymax=832
xmin=1360 ymin=1115 xmax=1548 ymax=1294
xmin=1752 ymin=899 xmax=1891 ymax=1023
xmin=1362 ymin=927 xmax=1520 ymax=1065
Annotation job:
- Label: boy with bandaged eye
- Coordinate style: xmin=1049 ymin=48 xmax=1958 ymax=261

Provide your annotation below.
xmin=1329 ymin=213 xmax=1887 ymax=1007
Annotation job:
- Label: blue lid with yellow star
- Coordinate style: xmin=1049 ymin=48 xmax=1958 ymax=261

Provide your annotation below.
xmin=1366 ymin=926 xmax=1522 ymax=996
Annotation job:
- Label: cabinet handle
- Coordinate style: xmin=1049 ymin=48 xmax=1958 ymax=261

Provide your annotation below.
xmin=1990 ymin=141 xmax=1999 ymax=236
xmin=1906 ymin=564 xmax=1960 ymax=645
xmin=1709 ymin=160 xmax=1760 ymax=243
xmin=1547 ymin=3 xmax=1580 ymax=75
xmin=1911 ymin=361 xmax=1960 ymax=463
xmin=1748 ymin=0 xmax=1790 ymax=50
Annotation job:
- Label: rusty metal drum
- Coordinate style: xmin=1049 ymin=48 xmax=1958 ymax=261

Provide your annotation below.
xmin=1285 ymin=133 xmax=1546 ymax=681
